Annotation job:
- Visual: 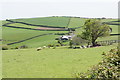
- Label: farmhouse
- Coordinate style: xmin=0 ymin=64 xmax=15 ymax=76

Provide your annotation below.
xmin=60 ymin=34 xmax=75 ymax=40
xmin=60 ymin=35 xmax=71 ymax=40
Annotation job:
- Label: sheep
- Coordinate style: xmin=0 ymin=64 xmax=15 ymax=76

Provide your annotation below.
xmin=43 ymin=46 xmax=47 ymax=49
xmin=79 ymin=46 xmax=83 ymax=49
xmin=37 ymin=47 xmax=42 ymax=51
xmin=81 ymin=45 xmax=86 ymax=49
xmin=87 ymin=45 xmax=91 ymax=48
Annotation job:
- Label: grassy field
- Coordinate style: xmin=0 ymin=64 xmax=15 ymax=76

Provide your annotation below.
xmin=2 ymin=27 xmax=68 ymax=45
xmin=1 ymin=16 xmax=119 ymax=78
xmin=12 ymin=17 xmax=70 ymax=27
xmin=8 ymin=35 xmax=59 ymax=48
xmin=2 ymin=16 xmax=119 ymax=48
xmin=2 ymin=43 xmax=118 ymax=78
xmin=7 ymin=23 xmax=38 ymax=29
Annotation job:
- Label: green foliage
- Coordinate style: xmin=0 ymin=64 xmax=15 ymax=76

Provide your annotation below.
xmin=77 ymin=48 xmax=120 ymax=79
xmin=81 ymin=19 xmax=110 ymax=46
xmin=72 ymin=36 xmax=88 ymax=45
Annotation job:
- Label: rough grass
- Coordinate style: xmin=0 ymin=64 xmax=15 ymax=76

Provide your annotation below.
xmin=2 ymin=44 xmax=118 ymax=78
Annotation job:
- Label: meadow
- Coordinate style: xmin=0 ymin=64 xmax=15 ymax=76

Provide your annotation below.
xmin=2 ymin=44 xmax=118 ymax=78
xmin=11 ymin=17 xmax=70 ymax=27
xmin=1 ymin=16 xmax=119 ymax=78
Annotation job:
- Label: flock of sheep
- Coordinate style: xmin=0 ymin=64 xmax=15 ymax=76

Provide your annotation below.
xmin=36 ymin=45 xmax=92 ymax=51
xmin=72 ymin=45 xmax=91 ymax=49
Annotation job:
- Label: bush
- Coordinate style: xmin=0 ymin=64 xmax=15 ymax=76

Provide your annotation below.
xmin=77 ymin=48 xmax=120 ymax=79
xmin=15 ymin=47 xmax=19 ymax=49
xmin=2 ymin=46 xmax=8 ymax=50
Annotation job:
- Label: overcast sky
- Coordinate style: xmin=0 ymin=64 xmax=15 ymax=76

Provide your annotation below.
xmin=0 ymin=0 xmax=119 ymax=20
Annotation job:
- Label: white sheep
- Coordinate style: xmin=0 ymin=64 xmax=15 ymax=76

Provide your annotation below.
xmin=82 ymin=45 xmax=86 ymax=49
xmin=43 ymin=46 xmax=47 ymax=49
xmin=87 ymin=45 xmax=91 ymax=48
xmin=79 ymin=46 xmax=83 ymax=49
xmin=37 ymin=47 xmax=42 ymax=51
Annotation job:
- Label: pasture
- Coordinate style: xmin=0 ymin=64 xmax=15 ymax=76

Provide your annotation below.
xmin=2 ymin=44 xmax=118 ymax=78
xmin=1 ymin=16 xmax=119 ymax=78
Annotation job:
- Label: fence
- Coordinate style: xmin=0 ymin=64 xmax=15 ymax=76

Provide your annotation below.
xmin=97 ymin=40 xmax=120 ymax=45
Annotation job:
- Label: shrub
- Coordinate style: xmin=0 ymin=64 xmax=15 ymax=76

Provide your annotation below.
xmin=15 ymin=47 xmax=19 ymax=49
xmin=77 ymin=48 xmax=120 ymax=79
xmin=2 ymin=46 xmax=8 ymax=50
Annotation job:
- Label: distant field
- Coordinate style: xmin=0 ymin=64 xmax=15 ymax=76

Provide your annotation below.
xmin=2 ymin=17 xmax=119 ymax=49
xmin=2 ymin=27 xmax=68 ymax=46
xmin=8 ymin=35 xmax=59 ymax=48
xmin=109 ymin=25 xmax=119 ymax=34
xmin=7 ymin=23 xmax=37 ymax=29
xmin=12 ymin=17 xmax=70 ymax=27
xmin=68 ymin=18 xmax=86 ymax=28
xmin=2 ymin=44 xmax=118 ymax=78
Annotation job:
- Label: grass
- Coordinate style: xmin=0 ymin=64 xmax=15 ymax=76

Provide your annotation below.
xmin=2 ymin=27 xmax=68 ymax=45
xmin=109 ymin=25 xmax=119 ymax=34
xmin=8 ymin=34 xmax=59 ymax=48
xmin=1 ymin=17 xmax=119 ymax=78
xmin=2 ymin=43 xmax=118 ymax=78
xmin=2 ymin=17 xmax=119 ymax=49
xmin=7 ymin=23 xmax=38 ymax=29
xmin=68 ymin=18 xmax=86 ymax=28
xmin=12 ymin=17 xmax=70 ymax=27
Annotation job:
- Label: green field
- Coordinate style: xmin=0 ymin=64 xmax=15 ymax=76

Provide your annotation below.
xmin=2 ymin=44 xmax=118 ymax=78
xmin=12 ymin=17 xmax=70 ymax=27
xmin=2 ymin=16 xmax=119 ymax=78
xmin=2 ymin=27 xmax=68 ymax=46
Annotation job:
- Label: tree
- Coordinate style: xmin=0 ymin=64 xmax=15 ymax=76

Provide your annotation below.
xmin=81 ymin=19 xmax=110 ymax=46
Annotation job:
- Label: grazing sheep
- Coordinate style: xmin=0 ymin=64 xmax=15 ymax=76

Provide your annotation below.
xmin=79 ymin=46 xmax=83 ymax=49
xmin=43 ymin=46 xmax=47 ymax=49
xmin=82 ymin=45 xmax=86 ymax=49
xmin=87 ymin=45 xmax=91 ymax=48
xmin=37 ymin=47 xmax=42 ymax=51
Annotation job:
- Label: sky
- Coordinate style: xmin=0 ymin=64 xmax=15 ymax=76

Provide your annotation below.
xmin=0 ymin=0 xmax=119 ymax=20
